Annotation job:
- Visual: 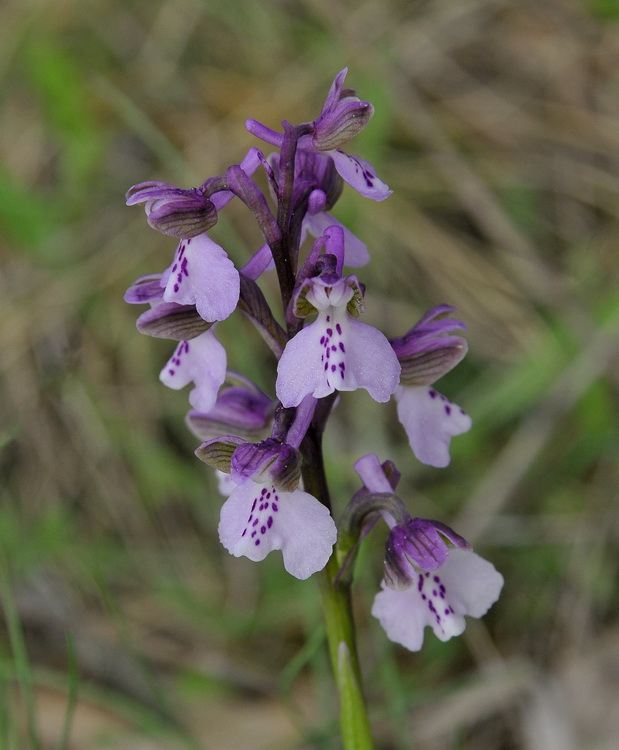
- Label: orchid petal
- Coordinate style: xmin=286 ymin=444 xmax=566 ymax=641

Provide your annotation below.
xmin=372 ymin=549 xmax=503 ymax=651
xmin=395 ymin=385 xmax=472 ymax=468
xmin=159 ymin=330 xmax=226 ymax=412
xmin=322 ymin=68 xmax=348 ymax=112
xmin=218 ymin=480 xmax=337 ymax=579
xmin=124 ymin=274 xmax=165 ymax=305
xmin=329 ymin=150 xmax=392 ymax=201
xmin=162 ymin=234 xmax=239 ymax=322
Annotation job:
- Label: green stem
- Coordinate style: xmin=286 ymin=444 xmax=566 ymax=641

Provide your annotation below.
xmin=301 ymin=427 xmax=375 ymax=750
xmin=320 ymin=553 xmax=375 ymax=750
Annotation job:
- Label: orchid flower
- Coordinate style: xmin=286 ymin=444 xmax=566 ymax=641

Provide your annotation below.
xmin=214 ymin=440 xmax=337 ymax=579
xmin=372 ymin=547 xmax=504 ymax=651
xmin=391 ymin=305 xmax=472 ymax=467
xmin=276 ymin=267 xmax=400 ymax=406
xmin=354 ymin=454 xmax=503 ymax=651
xmin=160 ymin=234 xmax=240 ymax=322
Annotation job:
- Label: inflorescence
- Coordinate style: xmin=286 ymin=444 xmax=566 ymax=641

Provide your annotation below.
xmin=125 ymin=68 xmax=502 ymax=651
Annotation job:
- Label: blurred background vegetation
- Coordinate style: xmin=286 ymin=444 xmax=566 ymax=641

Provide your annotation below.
xmin=1 ymin=0 xmax=619 ymax=748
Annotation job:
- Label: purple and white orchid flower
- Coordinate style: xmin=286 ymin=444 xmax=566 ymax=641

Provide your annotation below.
xmin=276 ymin=263 xmax=400 ymax=407
xmin=354 ymin=454 xmax=503 ymax=652
xmin=372 ymin=548 xmax=504 ymax=652
xmin=123 ymin=232 xmax=240 ymax=324
xmin=217 ymin=440 xmax=337 ymax=579
xmin=391 ymin=305 xmax=472 ymax=467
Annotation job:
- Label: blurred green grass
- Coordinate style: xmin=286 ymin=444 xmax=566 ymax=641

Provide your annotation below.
xmin=1 ymin=0 xmax=619 ymax=748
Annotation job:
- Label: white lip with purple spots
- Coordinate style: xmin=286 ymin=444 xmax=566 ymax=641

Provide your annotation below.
xmin=162 ymin=233 xmax=240 ymax=322
xmin=218 ymin=478 xmax=337 ymax=579
xmin=372 ymin=549 xmax=504 ymax=652
xmin=395 ymin=385 xmax=472 ymax=468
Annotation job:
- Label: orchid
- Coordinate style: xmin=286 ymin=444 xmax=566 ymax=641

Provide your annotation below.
xmin=372 ymin=547 xmax=504 ymax=651
xmin=125 ymin=68 xmax=503 ymax=749
xmin=391 ymin=305 xmax=472 ymax=467
xmin=199 ymin=437 xmax=337 ymax=579
xmin=277 ymin=268 xmax=400 ymax=406
xmin=218 ymin=475 xmax=337 ymax=579
xmin=353 ymin=453 xmax=503 ymax=652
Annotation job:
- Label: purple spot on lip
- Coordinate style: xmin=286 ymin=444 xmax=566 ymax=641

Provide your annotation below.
xmin=445 ymin=405 xmax=452 ymax=415
xmin=326 ymin=328 xmax=333 ymax=336
xmin=429 ymin=390 xmax=436 ymax=398
xmin=168 ymin=369 xmax=175 ymax=375
xmin=336 ymin=323 xmax=342 ymax=335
